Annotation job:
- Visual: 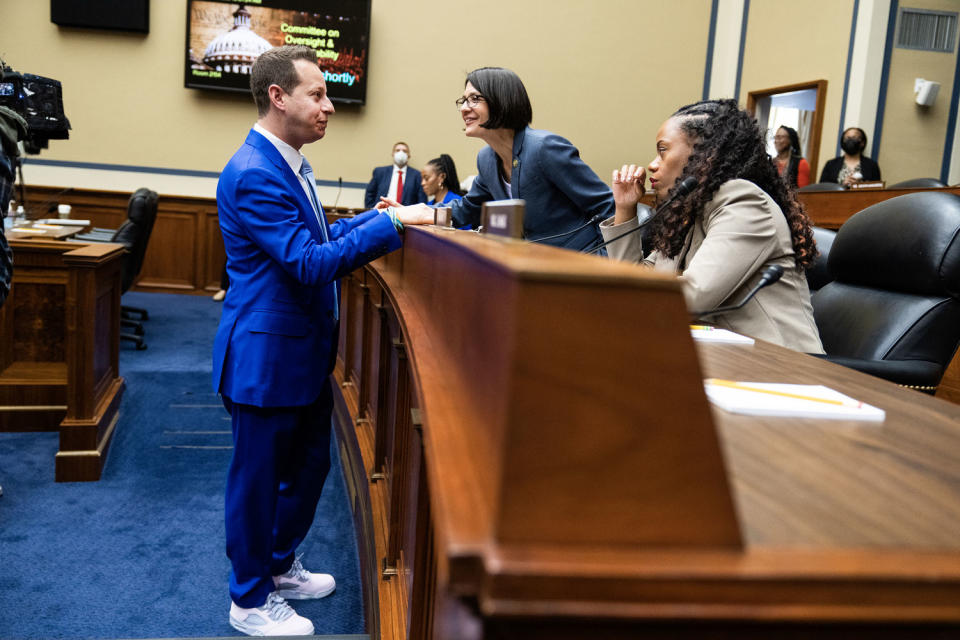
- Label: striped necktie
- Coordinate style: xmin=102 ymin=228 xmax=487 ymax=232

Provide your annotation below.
xmin=298 ymin=157 xmax=338 ymax=321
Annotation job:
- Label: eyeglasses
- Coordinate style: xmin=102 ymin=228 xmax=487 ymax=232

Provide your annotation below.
xmin=455 ymin=94 xmax=485 ymax=109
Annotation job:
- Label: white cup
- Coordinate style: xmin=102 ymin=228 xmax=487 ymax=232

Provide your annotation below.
xmin=57 ymin=204 xmax=72 ymax=219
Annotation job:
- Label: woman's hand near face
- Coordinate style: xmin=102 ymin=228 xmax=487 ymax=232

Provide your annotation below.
xmin=612 ymin=164 xmax=646 ymax=224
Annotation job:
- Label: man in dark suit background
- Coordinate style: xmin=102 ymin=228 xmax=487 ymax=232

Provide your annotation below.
xmin=363 ymin=141 xmax=428 ymax=208
xmin=213 ymin=45 xmax=430 ymax=637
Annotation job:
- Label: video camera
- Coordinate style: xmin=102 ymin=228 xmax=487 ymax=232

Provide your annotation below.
xmin=0 ymin=61 xmax=71 ymax=155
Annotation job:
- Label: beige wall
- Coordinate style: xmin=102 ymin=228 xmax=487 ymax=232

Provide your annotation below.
xmin=739 ymin=0 xmax=856 ymax=180
xmin=8 ymin=1 xmax=940 ymax=197
xmin=877 ymin=0 xmax=958 ymax=184
xmin=2 ymin=0 xmax=709 ymax=196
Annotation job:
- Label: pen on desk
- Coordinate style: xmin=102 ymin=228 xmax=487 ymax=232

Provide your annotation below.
xmin=690 ymin=325 xmax=714 ymax=331
xmin=705 ymin=378 xmax=863 ymax=407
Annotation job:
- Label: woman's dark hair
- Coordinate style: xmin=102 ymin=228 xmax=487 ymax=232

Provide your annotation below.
xmin=426 ymin=154 xmax=464 ymax=196
xmin=465 ymin=67 xmax=532 ymax=131
xmin=778 ymin=125 xmax=802 ymax=155
xmin=842 ymin=126 xmax=867 ymax=149
xmin=648 ymin=99 xmax=817 ymax=269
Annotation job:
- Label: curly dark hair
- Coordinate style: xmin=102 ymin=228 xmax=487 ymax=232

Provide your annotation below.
xmin=426 ymin=154 xmax=464 ymax=196
xmin=648 ymin=99 xmax=817 ymax=269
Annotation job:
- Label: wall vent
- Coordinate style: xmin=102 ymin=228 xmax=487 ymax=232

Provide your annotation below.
xmin=897 ymin=8 xmax=958 ymax=52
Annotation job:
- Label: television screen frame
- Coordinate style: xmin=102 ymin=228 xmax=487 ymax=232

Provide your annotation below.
xmin=51 ymin=0 xmax=150 ymax=33
xmin=184 ymin=0 xmax=372 ymax=105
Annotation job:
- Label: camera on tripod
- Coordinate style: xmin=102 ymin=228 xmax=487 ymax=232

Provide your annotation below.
xmin=0 ymin=62 xmax=71 ymax=155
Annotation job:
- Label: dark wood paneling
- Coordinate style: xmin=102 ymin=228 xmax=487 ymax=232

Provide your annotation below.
xmin=11 ymin=281 xmax=66 ymax=361
xmin=22 ymin=184 xmax=357 ymax=295
xmin=138 ymin=211 xmax=198 ymax=290
xmin=2 ymin=239 xmax=125 ymax=481
xmin=22 ymin=185 xmax=220 ymax=294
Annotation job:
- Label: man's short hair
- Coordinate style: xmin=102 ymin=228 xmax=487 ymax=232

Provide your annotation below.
xmin=250 ymin=45 xmax=318 ymax=117
xmin=465 ymin=67 xmax=532 ymax=132
xmin=393 ymin=141 xmax=409 ymax=151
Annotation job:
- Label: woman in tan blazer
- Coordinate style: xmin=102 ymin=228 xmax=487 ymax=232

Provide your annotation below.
xmin=602 ymin=99 xmax=823 ymax=353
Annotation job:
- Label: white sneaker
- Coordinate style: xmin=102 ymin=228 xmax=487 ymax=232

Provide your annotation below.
xmin=229 ymin=592 xmax=314 ymax=637
xmin=273 ymin=558 xmax=336 ymax=600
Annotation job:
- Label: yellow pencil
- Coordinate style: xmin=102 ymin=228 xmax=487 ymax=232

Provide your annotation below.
xmin=705 ymin=378 xmax=860 ymax=407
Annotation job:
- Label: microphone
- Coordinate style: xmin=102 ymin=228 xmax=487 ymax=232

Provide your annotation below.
xmin=528 ymin=211 xmax=609 ymax=244
xmin=23 ymin=186 xmax=74 ymax=219
xmin=333 ymin=177 xmax=342 ymax=210
xmin=688 ymin=264 xmax=784 ymax=318
xmin=584 ymin=176 xmax=698 ymax=255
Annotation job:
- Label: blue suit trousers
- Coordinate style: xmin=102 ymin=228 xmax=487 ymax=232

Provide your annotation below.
xmin=222 ymin=380 xmax=333 ymax=607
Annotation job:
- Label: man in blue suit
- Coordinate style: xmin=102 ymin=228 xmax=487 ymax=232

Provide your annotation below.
xmin=213 ymin=45 xmax=430 ymax=636
xmin=363 ymin=141 xmax=428 ymax=208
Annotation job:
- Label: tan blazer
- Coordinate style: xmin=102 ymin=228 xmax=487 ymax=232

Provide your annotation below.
xmin=601 ymin=179 xmax=824 ymax=353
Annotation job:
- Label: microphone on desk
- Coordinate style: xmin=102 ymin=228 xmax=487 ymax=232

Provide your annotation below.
xmin=333 ymin=177 xmax=342 ymax=210
xmin=21 ymin=186 xmax=74 ymax=220
xmin=528 ymin=211 xmax=610 ymax=244
xmin=688 ymin=265 xmax=784 ymax=318
xmin=584 ymin=176 xmax=698 ymax=255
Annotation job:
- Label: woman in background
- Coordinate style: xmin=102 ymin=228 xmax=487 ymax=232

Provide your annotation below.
xmin=421 ymin=154 xmax=464 ymax=206
xmin=773 ymin=126 xmax=810 ymax=188
xmin=819 ymin=127 xmax=881 ymax=186
xmin=603 ymin=99 xmax=823 ymax=353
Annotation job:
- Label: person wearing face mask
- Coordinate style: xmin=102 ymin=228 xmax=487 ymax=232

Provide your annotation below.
xmin=819 ymin=127 xmax=881 ymax=187
xmin=601 ymin=99 xmax=823 ymax=353
xmin=382 ymin=67 xmax=613 ymax=251
xmin=364 ymin=142 xmax=428 ymax=208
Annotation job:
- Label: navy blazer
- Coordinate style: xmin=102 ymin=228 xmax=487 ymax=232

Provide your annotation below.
xmin=450 ymin=127 xmax=613 ymax=251
xmin=213 ymin=129 xmax=401 ymax=407
xmin=364 ymin=165 xmax=428 ymax=208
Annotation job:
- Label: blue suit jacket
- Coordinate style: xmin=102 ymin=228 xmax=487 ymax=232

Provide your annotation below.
xmin=213 ymin=129 xmax=402 ymax=407
xmin=364 ymin=165 xmax=428 ymax=208
xmin=450 ymin=127 xmax=613 ymax=251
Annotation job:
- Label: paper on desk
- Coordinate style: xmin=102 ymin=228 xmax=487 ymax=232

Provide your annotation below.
xmin=704 ymin=380 xmax=885 ymax=421
xmin=690 ymin=326 xmax=755 ymax=345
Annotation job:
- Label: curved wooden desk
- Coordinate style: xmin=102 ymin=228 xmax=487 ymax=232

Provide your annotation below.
xmin=332 ymin=226 xmax=960 ymax=639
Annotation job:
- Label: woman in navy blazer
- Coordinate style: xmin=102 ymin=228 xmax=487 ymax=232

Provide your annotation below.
xmin=451 ymin=67 xmax=613 ymax=251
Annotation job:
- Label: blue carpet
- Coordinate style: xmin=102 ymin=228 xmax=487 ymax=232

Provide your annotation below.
xmin=0 ymin=292 xmax=364 ymax=639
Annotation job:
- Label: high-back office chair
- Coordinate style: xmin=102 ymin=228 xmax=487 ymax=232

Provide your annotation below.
xmin=798 ymin=182 xmax=847 ymax=192
xmin=888 ymin=177 xmax=947 ymax=189
xmin=810 ymin=191 xmax=960 ymax=393
xmin=805 ymin=227 xmax=837 ymax=292
xmin=77 ymin=188 xmax=158 ymax=349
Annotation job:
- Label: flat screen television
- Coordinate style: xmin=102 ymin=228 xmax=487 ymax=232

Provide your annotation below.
xmin=51 ymin=0 xmax=150 ymax=33
xmin=185 ymin=0 xmax=371 ymax=104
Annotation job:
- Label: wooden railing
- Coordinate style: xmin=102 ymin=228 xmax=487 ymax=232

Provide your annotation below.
xmin=1 ymin=238 xmax=125 ymax=481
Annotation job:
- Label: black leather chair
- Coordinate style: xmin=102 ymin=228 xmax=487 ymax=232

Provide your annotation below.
xmin=798 ymin=182 xmax=847 ymax=192
xmin=811 ymin=191 xmax=960 ymax=393
xmin=889 ymin=177 xmax=947 ymax=189
xmin=77 ymin=188 xmax=158 ymax=349
xmin=805 ymin=226 xmax=837 ymax=292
